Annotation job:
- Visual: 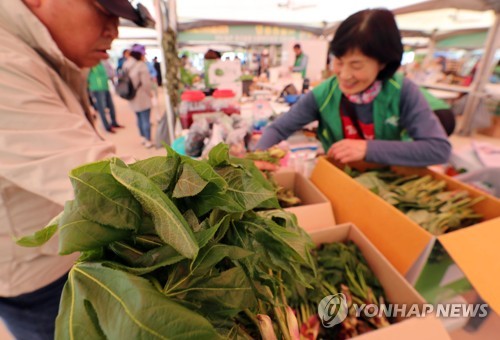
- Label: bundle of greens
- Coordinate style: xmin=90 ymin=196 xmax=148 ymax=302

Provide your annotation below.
xmin=290 ymin=241 xmax=390 ymax=339
xmin=350 ymin=169 xmax=484 ymax=235
xmin=246 ymin=147 xmax=301 ymax=208
xmin=18 ymin=144 xmax=316 ymax=339
xmin=245 ymin=146 xmax=287 ymax=165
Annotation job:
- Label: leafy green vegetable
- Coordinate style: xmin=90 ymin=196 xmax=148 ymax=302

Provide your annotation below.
xmin=110 ymin=163 xmax=199 ymax=259
xmin=57 ymin=262 xmax=221 ymax=340
xmin=58 ymin=201 xmax=131 ymax=255
xmin=352 ymin=169 xmax=484 ymax=235
xmin=18 ymin=142 xmax=315 ymax=339
xmin=15 ymin=216 xmax=59 ymax=247
xmin=173 ymin=163 xmax=208 ymax=198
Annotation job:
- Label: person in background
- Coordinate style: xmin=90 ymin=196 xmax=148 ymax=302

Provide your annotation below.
xmin=289 ymin=43 xmax=308 ymax=78
xmin=256 ymin=9 xmax=451 ymax=167
xmin=101 ymin=58 xmax=116 ymax=85
xmin=145 ymin=55 xmax=158 ymax=83
xmin=153 ymin=56 xmax=163 ymax=86
xmin=123 ymin=44 xmax=154 ymax=148
xmin=88 ymin=61 xmax=123 ymax=133
xmin=259 ymin=49 xmax=270 ymax=78
xmin=116 ymin=48 xmax=130 ymax=74
xmin=180 ymin=54 xmax=195 ymax=89
xmin=0 ymin=0 xmax=154 ymax=339
xmin=203 ymin=49 xmax=222 ymax=89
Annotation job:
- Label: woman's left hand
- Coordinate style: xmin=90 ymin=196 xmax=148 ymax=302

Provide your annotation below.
xmin=327 ymin=140 xmax=368 ymax=163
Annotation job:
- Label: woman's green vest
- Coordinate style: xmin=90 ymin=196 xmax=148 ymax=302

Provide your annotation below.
xmin=294 ymin=54 xmax=306 ymax=78
xmin=311 ymin=74 xmax=411 ymax=151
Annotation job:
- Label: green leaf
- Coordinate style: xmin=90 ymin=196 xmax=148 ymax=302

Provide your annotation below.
xmin=194 ymin=216 xmax=229 ymax=249
xmin=70 ymin=171 xmax=142 ymax=231
xmin=207 ymin=143 xmax=230 ymax=167
xmin=173 ymin=163 xmax=209 ymax=198
xmin=189 ymin=165 xmax=278 ymax=215
xmin=184 ymin=267 xmax=256 ymax=316
xmin=230 ymin=157 xmax=277 ymax=193
xmin=130 ymin=156 xmax=179 ymax=191
xmin=246 ymin=218 xmax=314 ymax=268
xmin=105 ymin=244 xmax=185 ymax=275
xmin=78 ymin=248 xmax=105 ymax=262
xmin=180 ymin=156 xmax=227 ymax=190
xmin=70 ymin=159 xmax=117 ymax=177
xmin=57 ymin=262 xmax=221 ymax=340
xmin=354 ymin=172 xmax=390 ymax=196
xmin=191 ymin=244 xmax=253 ymax=274
xmin=138 ymin=214 xmax=156 ymax=235
xmin=15 ymin=213 xmax=60 ymax=247
xmin=183 ymin=209 xmax=201 ymax=232
xmin=110 ymin=163 xmax=199 ymax=259
xmin=132 ymin=234 xmax=163 ymax=250
xmin=406 ymin=209 xmax=433 ymax=226
xmin=58 ymin=201 xmax=132 ymax=255
xmin=187 ymin=183 xmax=243 ymax=216
xmin=257 ymin=209 xmax=299 ymax=229
xmin=108 ymin=241 xmax=144 ymax=266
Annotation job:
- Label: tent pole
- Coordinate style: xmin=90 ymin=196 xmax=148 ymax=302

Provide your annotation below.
xmin=155 ymin=0 xmax=177 ymax=144
xmin=457 ymin=11 xmax=500 ymax=136
xmin=422 ymin=29 xmax=437 ymax=67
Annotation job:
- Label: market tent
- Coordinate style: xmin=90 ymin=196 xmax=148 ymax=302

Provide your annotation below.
xmin=174 ymin=0 xmax=425 ymax=30
xmin=436 ymin=31 xmax=488 ymax=49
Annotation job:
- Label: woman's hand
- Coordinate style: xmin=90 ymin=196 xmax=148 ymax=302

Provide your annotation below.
xmin=327 ymin=140 xmax=368 ymax=163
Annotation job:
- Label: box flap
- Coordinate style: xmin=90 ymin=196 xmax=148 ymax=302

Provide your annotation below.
xmin=355 ymin=316 xmax=450 ymax=340
xmin=273 ymin=171 xmax=335 ymax=230
xmin=348 ymin=225 xmax=425 ymax=306
xmin=311 ymin=158 xmax=431 ymax=275
xmin=439 ymin=219 xmax=500 ymax=315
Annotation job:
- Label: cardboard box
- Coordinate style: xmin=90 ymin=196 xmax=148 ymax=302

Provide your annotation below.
xmin=309 ymin=224 xmax=450 ymax=339
xmin=310 ymin=157 xmax=500 ymax=314
xmin=272 ymin=171 xmax=335 ymax=231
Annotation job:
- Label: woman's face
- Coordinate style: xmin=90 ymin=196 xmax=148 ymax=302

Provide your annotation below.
xmin=332 ymin=49 xmax=385 ymax=95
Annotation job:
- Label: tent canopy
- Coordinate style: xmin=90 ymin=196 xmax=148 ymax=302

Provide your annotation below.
xmin=120 ymin=0 xmax=498 ymax=47
xmin=175 ymin=0 xmax=424 ymax=30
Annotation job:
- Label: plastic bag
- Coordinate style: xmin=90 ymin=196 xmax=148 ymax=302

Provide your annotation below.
xmin=185 ymin=118 xmax=211 ymax=157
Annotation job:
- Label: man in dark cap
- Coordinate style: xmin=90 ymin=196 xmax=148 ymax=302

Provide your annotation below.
xmin=0 ymin=1 xmax=154 ymax=339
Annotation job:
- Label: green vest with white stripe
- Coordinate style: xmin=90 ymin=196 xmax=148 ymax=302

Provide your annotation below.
xmin=294 ymin=54 xmax=306 ymax=78
xmin=312 ymin=73 xmax=409 ymax=152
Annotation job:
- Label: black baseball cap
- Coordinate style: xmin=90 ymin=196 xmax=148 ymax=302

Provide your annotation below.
xmin=96 ymin=0 xmax=155 ymax=28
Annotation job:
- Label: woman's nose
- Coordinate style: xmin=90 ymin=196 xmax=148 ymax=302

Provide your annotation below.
xmin=337 ymin=68 xmax=352 ymax=80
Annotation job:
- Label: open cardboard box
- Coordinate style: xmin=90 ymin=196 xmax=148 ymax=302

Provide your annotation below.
xmin=310 ymin=157 xmax=500 ymax=314
xmin=309 ymin=224 xmax=449 ymax=339
xmin=272 ymin=171 xmax=335 ymax=231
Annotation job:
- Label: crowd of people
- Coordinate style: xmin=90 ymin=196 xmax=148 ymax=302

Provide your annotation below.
xmin=87 ymin=42 xmax=164 ymax=148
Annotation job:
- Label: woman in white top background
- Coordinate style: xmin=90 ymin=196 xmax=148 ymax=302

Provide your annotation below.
xmin=123 ymin=44 xmax=153 ymax=148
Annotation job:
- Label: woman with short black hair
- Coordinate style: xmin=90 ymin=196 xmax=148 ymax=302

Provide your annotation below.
xmin=256 ymin=9 xmax=452 ymax=167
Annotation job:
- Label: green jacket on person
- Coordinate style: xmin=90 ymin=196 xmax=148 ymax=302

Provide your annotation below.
xmin=88 ymin=62 xmax=110 ymax=92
